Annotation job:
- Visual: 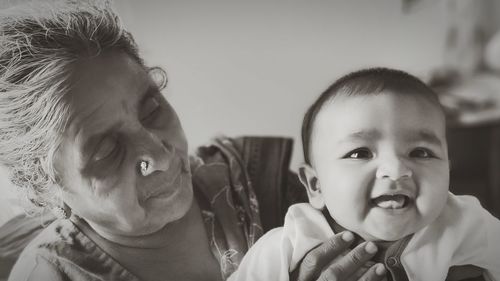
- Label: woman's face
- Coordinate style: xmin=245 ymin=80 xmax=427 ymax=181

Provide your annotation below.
xmin=55 ymin=51 xmax=193 ymax=237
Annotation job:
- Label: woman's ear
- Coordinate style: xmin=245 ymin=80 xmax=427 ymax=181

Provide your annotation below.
xmin=298 ymin=163 xmax=325 ymax=209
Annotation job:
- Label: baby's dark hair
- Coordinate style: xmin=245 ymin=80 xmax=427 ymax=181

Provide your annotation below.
xmin=301 ymin=67 xmax=441 ymax=165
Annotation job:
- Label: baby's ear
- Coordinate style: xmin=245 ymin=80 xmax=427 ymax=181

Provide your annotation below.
xmin=298 ymin=163 xmax=325 ymax=209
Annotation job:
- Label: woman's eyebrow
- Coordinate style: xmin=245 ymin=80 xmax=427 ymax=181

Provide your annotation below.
xmin=80 ymin=122 xmax=123 ymax=159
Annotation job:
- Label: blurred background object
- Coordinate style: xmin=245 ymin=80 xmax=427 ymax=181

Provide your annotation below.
xmin=423 ymin=0 xmax=500 ymax=218
xmin=427 ymin=0 xmax=500 ymax=126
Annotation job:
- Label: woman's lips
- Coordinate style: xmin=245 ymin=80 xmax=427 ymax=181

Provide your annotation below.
xmin=141 ymin=160 xmax=185 ymax=201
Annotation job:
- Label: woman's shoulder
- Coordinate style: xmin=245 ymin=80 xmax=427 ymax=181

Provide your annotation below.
xmin=23 ymin=218 xmax=81 ymax=252
xmin=8 ymin=218 xmax=80 ymax=281
xmin=8 ymin=218 xmax=134 ymax=281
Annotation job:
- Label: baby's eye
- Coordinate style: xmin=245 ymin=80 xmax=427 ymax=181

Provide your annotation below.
xmin=93 ymin=137 xmax=119 ymax=162
xmin=140 ymin=95 xmax=161 ymax=122
xmin=409 ymin=148 xmax=434 ymax=159
xmin=343 ymin=148 xmax=373 ymax=159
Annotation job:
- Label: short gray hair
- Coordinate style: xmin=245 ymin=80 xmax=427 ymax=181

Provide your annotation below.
xmin=0 ymin=0 xmax=143 ymax=215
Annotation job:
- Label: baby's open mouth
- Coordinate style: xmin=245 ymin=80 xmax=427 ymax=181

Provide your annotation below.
xmin=371 ymin=194 xmax=410 ymax=209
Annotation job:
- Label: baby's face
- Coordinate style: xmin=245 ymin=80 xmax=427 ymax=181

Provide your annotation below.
xmin=310 ymin=91 xmax=449 ymax=241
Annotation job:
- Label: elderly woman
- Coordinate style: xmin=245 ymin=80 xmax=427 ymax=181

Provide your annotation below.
xmin=0 ymin=1 xmax=387 ymax=281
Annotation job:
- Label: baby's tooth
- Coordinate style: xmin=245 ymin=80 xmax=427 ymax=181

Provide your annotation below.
xmin=375 ymin=196 xmax=405 ymax=209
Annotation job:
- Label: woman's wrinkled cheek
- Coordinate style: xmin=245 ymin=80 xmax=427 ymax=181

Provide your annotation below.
xmin=88 ymin=176 xmax=146 ymax=229
xmin=88 ymin=173 xmax=121 ymax=197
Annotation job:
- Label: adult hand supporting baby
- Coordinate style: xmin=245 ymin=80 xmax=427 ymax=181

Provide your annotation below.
xmin=290 ymin=231 xmax=387 ymax=281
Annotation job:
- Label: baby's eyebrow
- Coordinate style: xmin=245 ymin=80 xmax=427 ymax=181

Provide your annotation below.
xmin=337 ymin=129 xmax=443 ymax=147
xmin=341 ymin=130 xmax=381 ymax=143
xmin=405 ymin=130 xmax=443 ymax=146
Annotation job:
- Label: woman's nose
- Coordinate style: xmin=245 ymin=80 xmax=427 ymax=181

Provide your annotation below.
xmin=375 ymin=156 xmax=412 ymax=181
xmin=135 ymin=131 xmax=174 ymax=177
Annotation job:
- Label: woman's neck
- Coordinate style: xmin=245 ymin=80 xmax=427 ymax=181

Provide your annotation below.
xmin=73 ymin=198 xmax=202 ymax=249
xmin=72 ymin=198 xmax=221 ymax=281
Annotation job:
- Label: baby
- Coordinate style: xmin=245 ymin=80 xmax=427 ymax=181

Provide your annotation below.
xmin=231 ymin=68 xmax=500 ymax=281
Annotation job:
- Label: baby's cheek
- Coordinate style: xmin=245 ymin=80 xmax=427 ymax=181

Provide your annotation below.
xmin=415 ymin=191 xmax=447 ymax=221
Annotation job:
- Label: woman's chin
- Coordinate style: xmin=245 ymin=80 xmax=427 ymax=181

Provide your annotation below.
xmin=139 ymin=183 xmax=194 ymax=235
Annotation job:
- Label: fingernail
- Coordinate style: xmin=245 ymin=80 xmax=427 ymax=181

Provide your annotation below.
xmin=365 ymin=242 xmax=377 ymax=254
xmin=341 ymin=231 xmax=354 ymax=242
xmin=375 ymin=263 xmax=386 ymax=276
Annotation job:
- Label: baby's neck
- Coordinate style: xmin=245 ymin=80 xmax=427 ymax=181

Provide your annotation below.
xmin=321 ymin=209 xmax=402 ymax=263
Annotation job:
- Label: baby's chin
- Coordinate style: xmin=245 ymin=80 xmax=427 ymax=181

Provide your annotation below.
xmin=356 ymin=215 xmax=431 ymax=242
xmin=357 ymin=227 xmax=415 ymax=242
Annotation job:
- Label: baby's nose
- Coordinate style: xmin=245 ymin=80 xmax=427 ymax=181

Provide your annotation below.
xmin=376 ymin=157 xmax=412 ymax=181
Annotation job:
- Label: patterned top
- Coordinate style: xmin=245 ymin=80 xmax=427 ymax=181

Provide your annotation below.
xmin=191 ymin=137 xmax=263 ymax=279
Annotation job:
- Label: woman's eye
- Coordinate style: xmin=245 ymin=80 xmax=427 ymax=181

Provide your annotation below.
xmin=409 ymin=148 xmax=434 ymax=159
xmin=93 ymin=137 xmax=118 ymax=161
xmin=343 ymin=148 xmax=373 ymax=159
xmin=140 ymin=96 xmax=161 ymax=122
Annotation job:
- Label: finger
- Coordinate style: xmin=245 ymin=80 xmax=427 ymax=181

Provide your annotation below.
xmin=291 ymin=231 xmax=355 ymax=281
xmin=357 ymin=263 xmax=387 ymax=281
xmin=318 ymin=241 xmax=378 ymax=281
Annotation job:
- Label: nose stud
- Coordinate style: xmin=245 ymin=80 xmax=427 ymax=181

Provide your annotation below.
xmin=139 ymin=160 xmax=150 ymax=176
